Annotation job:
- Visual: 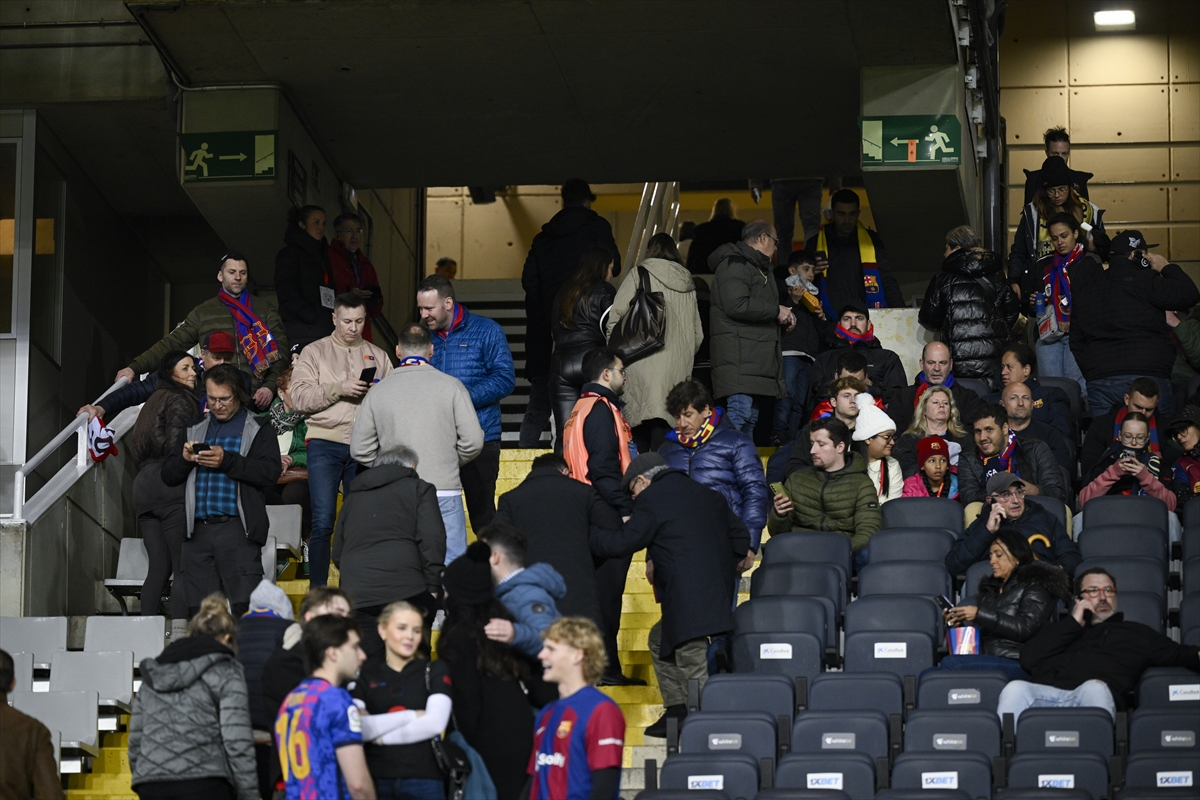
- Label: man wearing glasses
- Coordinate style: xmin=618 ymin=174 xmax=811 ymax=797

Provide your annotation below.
xmin=328 ymin=212 xmax=384 ymax=343
xmin=945 ymin=471 xmax=1080 ymax=577
xmin=998 ymin=567 xmax=1200 ymax=722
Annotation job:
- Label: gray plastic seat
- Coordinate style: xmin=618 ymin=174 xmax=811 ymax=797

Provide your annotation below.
xmin=760 ymin=530 xmax=852 ymax=587
xmin=9 ymin=689 xmax=101 ymax=756
xmin=961 ymin=559 xmax=994 ymax=601
xmin=1007 ymin=752 xmax=1108 ymax=799
xmin=0 ymin=616 xmax=68 ymax=669
xmin=750 ymin=563 xmax=845 ymax=615
xmin=1081 ymin=495 xmax=1169 ymax=536
xmin=680 ymin=711 xmax=778 ymax=763
xmin=863 ymin=528 xmax=956 ymax=564
xmin=261 ymin=535 xmax=277 ymax=582
xmin=1137 ymin=668 xmax=1200 ymax=708
xmin=84 ymin=615 xmax=166 ymax=665
xmin=844 ymin=595 xmax=941 ymax=643
xmin=843 ymin=630 xmax=934 ymax=680
xmin=1073 ymin=557 xmax=1166 ymax=603
xmin=267 ymin=504 xmax=303 ymax=559
xmin=104 ymin=538 xmax=151 ymax=613
xmin=659 ymin=752 xmax=760 ymax=800
xmin=808 ymin=673 xmax=903 ymax=717
xmin=791 ymin=709 xmax=889 ymax=760
xmin=891 ymin=751 xmax=992 ymax=799
xmin=9 ymin=650 xmax=33 ymax=693
xmin=1123 ymin=752 xmax=1196 ymax=790
xmin=1079 ymin=525 xmax=1168 ymax=566
xmin=881 ymin=498 xmax=963 ymax=533
xmin=775 ymin=752 xmax=876 ymax=800
xmin=1116 ymin=591 xmax=1166 ymax=634
xmin=917 ymin=669 xmax=1010 ymax=712
xmin=904 ymin=709 xmax=1001 ymax=757
xmin=1016 ymin=708 xmax=1113 ymax=756
xmin=1128 ymin=708 xmax=1199 ymax=753
xmin=49 ymin=651 xmax=134 ymax=707
xmin=702 ymin=674 xmax=795 ymax=719
xmin=856 ymin=561 xmax=952 ymax=599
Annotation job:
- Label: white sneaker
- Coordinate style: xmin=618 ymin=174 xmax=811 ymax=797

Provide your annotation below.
xmin=432 ymin=610 xmax=446 ymax=631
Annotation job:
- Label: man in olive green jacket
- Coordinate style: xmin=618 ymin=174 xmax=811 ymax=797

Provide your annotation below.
xmin=709 ymin=219 xmax=791 ymax=435
xmin=769 ymin=417 xmax=881 ymax=569
xmin=117 ymin=253 xmax=289 ymax=410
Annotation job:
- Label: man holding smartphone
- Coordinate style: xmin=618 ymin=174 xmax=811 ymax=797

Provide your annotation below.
xmin=289 ymin=293 xmax=393 ymax=586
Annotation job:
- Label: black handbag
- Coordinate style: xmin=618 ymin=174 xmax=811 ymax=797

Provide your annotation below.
xmin=426 ymin=663 xmax=471 ymax=800
xmin=607 ymin=265 xmax=666 ymax=364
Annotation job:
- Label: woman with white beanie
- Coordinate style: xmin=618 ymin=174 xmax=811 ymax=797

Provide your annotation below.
xmin=851 ymin=394 xmax=903 ymax=504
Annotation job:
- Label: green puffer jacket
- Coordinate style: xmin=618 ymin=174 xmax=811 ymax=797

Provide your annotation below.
xmin=709 ymin=241 xmax=785 ymax=399
xmin=1171 ymin=312 xmax=1200 ymax=386
xmin=768 ymin=452 xmax=882 ymax=551
xmin=128 ymin=295 xmax=290 ymax=393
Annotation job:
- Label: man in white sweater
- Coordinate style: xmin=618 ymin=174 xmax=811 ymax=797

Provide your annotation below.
xmin=351 ymin=323 xmax=484 ymax=563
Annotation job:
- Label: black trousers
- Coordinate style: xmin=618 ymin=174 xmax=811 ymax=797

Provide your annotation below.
xmin=133 ymin=462 xmax=188 ymax=619
xmin=596 ymin=553 xmax=633 ymax=677
xmin=182 ymin=517 xmax=263 ymax=616
xmin=135 ymin=778 xmax=236 ymax=800
xmin=461 ymin=440 xmax=501 ymax=532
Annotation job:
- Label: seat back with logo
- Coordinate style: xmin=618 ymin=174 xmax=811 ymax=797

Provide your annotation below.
xmin=1016 ymin=708 xmax=1114 ymax=756
xmin=1123 ymin=752 xmax=1197 ymax=791
xmin=774 ymin=752 xmax=876 ymax=800
xmin=903 ymin=709 xmax=1001 ymax=757
xmin=658 ymin=753 xmax=759 ymax=800
xmin=808 ymin=672 xmax=903 ymax=717
xmin=1129 ymin=708 xmax=1199 ymax=753
xmin=730 ymin=631 xmax=822 ymax=682
xmin=1006 ymin=752 xmax=1108 ymax=799
xmin=1137 ymin=667 xmax=1200 ymax=708
xmin=890 ymin=751 xmax=992 ymax=799
xmin=843 ymin=630 xmax=934 ymax=680
xmin=916 ymin=670 xmax=1010 ymax=712
xmin=791 ymin=710 xmax=889 ymax=760
xmin=735 ymin=595 xmax=833 ymax=650
xmin=679 ymin=712 xmax=777 ymax=763
xmin=701 ymin=674 xmax=794 ymax=719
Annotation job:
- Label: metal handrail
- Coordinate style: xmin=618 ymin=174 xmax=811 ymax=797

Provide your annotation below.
xmin=10 ymin=376 xmax=129 ymax=522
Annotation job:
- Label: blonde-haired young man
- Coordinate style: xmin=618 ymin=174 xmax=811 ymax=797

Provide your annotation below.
xmin=528 ymin=618 xmax=626 ymax=800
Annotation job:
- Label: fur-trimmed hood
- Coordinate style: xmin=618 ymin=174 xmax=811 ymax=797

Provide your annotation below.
xmin=981 ymin=559 xmax=1071 ymax=602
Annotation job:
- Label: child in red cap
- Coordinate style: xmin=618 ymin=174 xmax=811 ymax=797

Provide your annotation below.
xmin=902 ymin=435 xmax=959 ymax=499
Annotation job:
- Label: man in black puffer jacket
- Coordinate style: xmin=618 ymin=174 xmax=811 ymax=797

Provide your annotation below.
xmin=920 ymin=226 xmax=1020 ymax=391
xmin=274 ymin=206 xmax=335 ymax=353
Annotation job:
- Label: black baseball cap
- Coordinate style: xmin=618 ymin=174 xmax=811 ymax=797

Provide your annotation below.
xmin=985 ymin=471 xmax=1025 ymax=496
xmin=1110 ymin=230 xmax=1160 ymax=256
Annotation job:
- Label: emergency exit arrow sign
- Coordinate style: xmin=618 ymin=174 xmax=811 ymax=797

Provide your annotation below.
xmin=180 ymin=131 xmax=276 ymax=181
xmin=218 ymin=153 xmax=248 ymax=162
xmin=860 ymin=115 xmax=961 ymax=169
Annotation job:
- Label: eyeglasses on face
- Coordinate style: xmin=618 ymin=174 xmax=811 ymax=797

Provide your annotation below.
xmin=1079 ymin=586 xmax=1116 ymax=598
xmin=992 ymin=486 xmax=1026 ymax=501
xmin=209 ymin=394 xmax=236 ymax=406
xmin=1118 ymin=432 xmax=1148 ymax=444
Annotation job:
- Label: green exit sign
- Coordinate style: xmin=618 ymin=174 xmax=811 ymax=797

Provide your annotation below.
xmin=180 ymin=131 xmax=277 ymax=182
xmin=860 ymin=115 xmax=961 ymax=168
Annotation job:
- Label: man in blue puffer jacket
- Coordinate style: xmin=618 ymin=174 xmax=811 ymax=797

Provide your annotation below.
xmin=418 ymin=275 xmax=516 ymax=532
xmin=658 ymin=379 xmax=768 ymax=571
xmin=479 ymin=524 xmax=565 ymax=659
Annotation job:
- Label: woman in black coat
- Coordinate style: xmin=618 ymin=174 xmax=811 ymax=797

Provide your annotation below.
xmin=919 ymin=226 xmax=1019 ymax=391
xmin=274 ymin=204 xmax=335 ymax=351
xmin=943 ymin=527 xmax=1070 ymax=680
xmin=550 ymin=247 xmax=617 ymax=449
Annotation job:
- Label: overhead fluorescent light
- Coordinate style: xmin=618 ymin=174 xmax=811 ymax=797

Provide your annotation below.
xmin=1094 ymin=9 xmax=1136 ymax=30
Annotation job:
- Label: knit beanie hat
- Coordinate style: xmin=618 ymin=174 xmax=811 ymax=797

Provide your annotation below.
xmin=442 ymin=541 xmax=495 ymax=605
xmin=1039 ymin=156 xmax=1074 ymax=189
xmin=917 ymin=435 xmax=949 ymax=467
xmin=852 ymin=396 xmax=896 ymax=441
xmin=248 ymin=579 xmax=294 ymax=620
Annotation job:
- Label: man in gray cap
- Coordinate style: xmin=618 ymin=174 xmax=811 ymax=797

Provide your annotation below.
xmin=945 ymin=471 xmax=1081 ymax=577
xmin=590 ymin=452 xmax=751 ymax=737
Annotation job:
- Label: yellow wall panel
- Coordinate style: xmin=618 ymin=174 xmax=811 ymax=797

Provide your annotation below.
xmin=1009 ymin=188 xmax=1025 ymax=226
xmin=1001 ymin=37 xmax=1068 ymax=88
xmin=1008 ymin=149 xmax=1048 ymax=186
xmin=1171 ymin=85 xmax=1200 ymax=141
xmin=1069 ymin=35 xmax=1169 ymax=86
xmin=1170 ymin=32 xmax=1200 ymax=83
xmin=1071 ymin=147 xmax=1171 ymax=183
xmin=1133 ymin=226 xmax=1172 ymax=259
xmin=1070 ymin=86 xmax=1170 ymax=143
xmin=1002 ymin=88 xmax=1069 ymax=145
xmin=1171 ymin=185 xmax=1200 ymax=221
xmin=1173 ymin=146 xmax=1200 ymax=180
xmin=1088 ymin=184 xmax=1168 ymax=223
xmin=1172 ymin=226 xmax=1200 ymax=262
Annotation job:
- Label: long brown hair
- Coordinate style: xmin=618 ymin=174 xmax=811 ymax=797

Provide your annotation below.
xmin=558 ymin=247 xmax=614 ymax=329
xmin=1033 ymin=187 xmax=1082 ymax=223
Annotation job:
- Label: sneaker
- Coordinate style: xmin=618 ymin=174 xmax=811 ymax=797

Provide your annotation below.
xmin=644 ymin=704 xmax=687 ymax=739
xmin=432 ymin=610 xmax=446 ymax=631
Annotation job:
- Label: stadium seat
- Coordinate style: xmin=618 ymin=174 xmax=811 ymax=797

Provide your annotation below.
xmin=1129 ymin=708 xmax=1199 ymax=753
xmin=1006 ymin=752 xmax=1109 ymax=799
xmin=750 ymin=563 xmax=846 ymax=616
xmin=9 ymin=690 xmax=100 ymax=771
xmin=1038 ymin=376 xmax=1082 ymax=423
xmin=9 ymin=650 xmax=33 ymax=693
xmin=1016 ymin=708 xmax=1114 ymax=756
xmin=262 ymin=535 xmax=278 ymax=582
xmin=0 ymin=616 xmax=68 ymax=669
xmin=863 ymin=528 xmax=956 ymax=564
xmin=844 ymin=595 xmax=941 ymax=643
xmin=857 ymin=561 xmax=952 ymax=600
xmin=1182 ymin=503 xmax=1199 ymax=561
xmin=956 ymin=378 xmax=992 ymax=401
xmin=881 ymin=498 xmax=963 ymax=534
xmin=1137 ymin=668 xmax=1200 ymax=708
xmin=1081 ymin=495 xmax=1169 ymax=537
xmin=1184 ymin=558 xmax=1200 ymax=597
xmin=1123 ymin=753 xmax=1197 ymax=791
xmin=736 ymin=596 xmax=834 ymax=651
xmin=681 ymin=711 xmax=779 ymax=763
xmin=791 ymin=709 xmax=890 ymax=760
xmin=917 ymin=669 xmax=1010 ymax=712
xmin=267 ymin=504 xmax=303 ymax=559
xmin=84 ymin=615 xmax=166 ymax=665
xmin=702 ymin=674 xmax=796 ymax=719
xmin=49 ymin=651 xmax=134 ymax=730
xmin=1113 ymin=788 xmax=1200 ymax=800
xmin=104 ymin=537 xmax=151 ymax=614
xmin=755 ymin=790 xmax=852 ymax=800
xmin=808 ymin=673 xmax=903 ymax=717
xmin=1024 ymin=495 xmax=1070 ymax=539
xmin=890 ymin=751 xmax=992 ymax=799
xmin=874 ymin=791 xmax=972 ymax=800
xmin=659 ymin=753 xmax=761 ymax=800
xmin=732 ymin=598 xmax=826 ymax=679
xmin=1073 ymin=557 xmax=1166 ymax=603
xmin=760 ymin=531 xmax=852 ymax=585
xmin=903 ymin=709 xmax=1001 ymax=757
xmin=731 ymin=633 xmax=822 ymax=683
xmin=843 ymin=631 xmax=934 ymax=680
xmin=1112 ymin=591 xmax=1166 ymax=634
xmin=991 ymin=790 xmax=1092 ymax=800
xmin=635 ymin=791 xmax=731 ymax=800
xmin=961 ymin=560 xmax=995 ymax=602
xmin=1181 ymin=593 xmax=1200 ymax=646
xmin=1078 ymin=525 xmax=1168 ymax=567
xmin=774 ymin=752 xmax=876 ymax=800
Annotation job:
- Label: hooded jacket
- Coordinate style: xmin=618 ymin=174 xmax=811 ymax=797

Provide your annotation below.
xmin=606 ymin=257 xmax=704 ymax=426
xmin=494 ymin=563 xmax=566 ymax=658
xmin=332 ymin=463 xmax=446 ymax=608
xmin=274 ymin=224 xmax=335 ymax=348
xmin=521 ymin=205 xmax=621 ymax=380
xmin=768 ymin=451 xmax=882 ymax=551
xmin=709 ymin=242 xmax=786 ymax=399
xmin=919 ymin=249 xmax=1020 ymax=388
xmin=129 ymin=636 xmax=258 ymax=800
xmin=973 ymin=560 xmax=1070 ymax=659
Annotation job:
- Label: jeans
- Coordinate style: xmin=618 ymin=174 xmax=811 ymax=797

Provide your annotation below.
xmin=307 ymin=439 xmax=359 ymax=587
xmin=375 ymin=778 xmax=446 ymax=800
xmin=938 ymin=654 xmax=1030 ymax=682
xmin=520 ymin=375 xmax=552 ymax=447
xmin=771 ymin=179 xmax=825 ymax=262
xmin=773 ymin=357 xmax=813 ymax=441
xmin=1035 ymin=336 xmax=1087 ymax=405
xmin=1086 ymin=374 xmax=1176 ymax=419
xmin=996 ymin=678 xmax=1116 ymax=723
xmin=726 ymin=394 xmax=761 ymax=435
xmin=852 ymin=546 xmax=871 ymax=573
xmin=438 ymin=494 xmax=468 ymax=565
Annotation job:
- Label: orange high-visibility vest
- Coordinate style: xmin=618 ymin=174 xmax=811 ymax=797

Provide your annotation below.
xmin=562 ymin=393 xmax=633 ymax=485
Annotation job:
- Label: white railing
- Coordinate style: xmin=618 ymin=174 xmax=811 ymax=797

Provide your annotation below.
xmin=10 ymin=377 xmax=129 ymax=523
xmin=622 ymin=181 xmax=681 ymax=271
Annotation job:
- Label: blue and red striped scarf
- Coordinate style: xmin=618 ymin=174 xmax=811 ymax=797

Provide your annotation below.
xmin=1042 ymin=243 xmax=1081 ymax=332
xmin=979 ymin=430 xmax=1018 ymax=483
xmin=668 ymin=407 xmax=723 ymax=448
xmin=398 ymin=356 xmax=429 ymax=368
xmin=913 ymin=372 xmax=956 ymax=409
xmin=436 ymin=302 xmax=465 ymax=339
xmin=835 ymin=322 xmax=876 ymax=344
xmin=1113 ymin=406 xmax=1159 ymax=453
xmin=217 ymin=289 xmax=281 ymax=378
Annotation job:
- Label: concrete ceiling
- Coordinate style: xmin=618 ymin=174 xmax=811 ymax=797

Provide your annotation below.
xmin=129 ymin=0 xmax=959 ymax=189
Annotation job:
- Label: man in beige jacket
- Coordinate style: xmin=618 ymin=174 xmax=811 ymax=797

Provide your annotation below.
xmin=289 ymin=293 xmax=393 ymax=586
xmin=351 ymin=323 xmax=483 ymax=564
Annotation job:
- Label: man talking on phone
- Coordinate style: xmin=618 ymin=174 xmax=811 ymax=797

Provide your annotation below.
xmin=289 ymin=293 xmax=393 ymax=586
xmin=997 ymin=567 xmax=1200 ymax=723
xmin=163 ymin=364 xmax=283 ymax=617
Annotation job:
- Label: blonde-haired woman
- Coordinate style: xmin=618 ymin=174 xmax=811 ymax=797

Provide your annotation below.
xmin=351 ymin=601 xmax=453 ymax=800
xmin=129 ymin=594 xmax=258 ymax=800
xmin=894 ymin=385 xmax=969 ymax=479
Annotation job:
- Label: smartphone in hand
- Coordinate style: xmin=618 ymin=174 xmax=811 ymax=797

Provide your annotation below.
xmin=359 ymin=367 xmax=377 ymax=384
xmin=769 ymin=482 xmax=785 ymax=496
xmin=936 ymin=594 xmax=955 ymax=612
xmin=192 ymin=443 xmax=211 ymax=453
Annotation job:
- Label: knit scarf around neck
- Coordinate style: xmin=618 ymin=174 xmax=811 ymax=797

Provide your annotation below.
xmin=668 ymin=407 xmax=723 ymax=449
xmin=913 ymin=372 xmax=955 ymax=409
xmin=1113 ymin=406 xmax=1159 ymax=453
xmin=836 ymin=322 xmax=876 ymax=344
xmin=979 ymin=430 xmax=1018 ymax=482
xmin=217 ymin=289 xmax=281 ymax=378
xmin=1042 ymin=243 xmax=1082 ymax=331
xmin=267 ymin=399 xmax=304 ymax=435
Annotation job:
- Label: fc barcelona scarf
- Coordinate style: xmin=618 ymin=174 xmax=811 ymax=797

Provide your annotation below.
xmin=816 ymin=222 xmax=887 ymax=315
xmin=1042 ymin=243 xmax=1081 ymax=333
xmin=217 ymin=289 xmax=281 ymax=378
xmin=835 ymin=321 xmax=877 ymax=344
xmin=1114 ymin=405 xmax=1159 ymax=454
xmin=399 ymin=356 xmax=429 ymax=368
xmin=913 ymin=372 xmax=956 ymax=409
xmin=979 ymin=430 xmax=1018 ymax=484
xmin=668 ymin=407 xmax=723 ymax=448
